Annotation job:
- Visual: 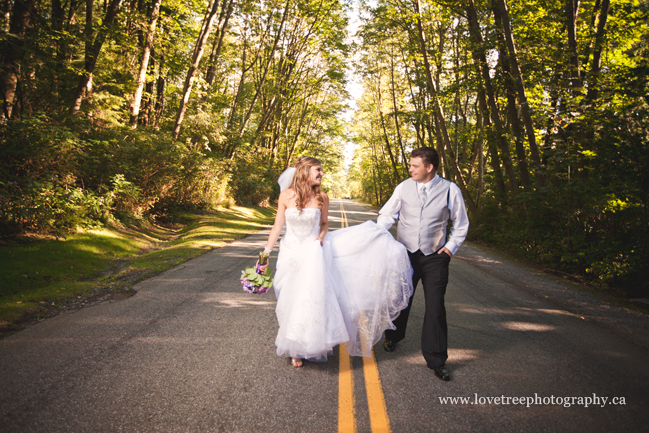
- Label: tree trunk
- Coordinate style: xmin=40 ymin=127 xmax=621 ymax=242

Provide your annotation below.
xmin=222 ymin=41 xmax=248 ymax=157
xmin=141 ymin=51 xmax=156 ymax=125
xmin=476 ymin=100 xmax=485 ymax=204
xmin=566 ymin=0 xmax=581 ymax=88
xmin=202 ymin=0 xmax=234 ymax=102
xmin=580 ymin=0 xmax=601 ymax=71
xmin=1 ymin=0 xmax=10 ymax=32
xmin=492 ymin=0 xmax=531 ymax=189
xmin=69 ymin=0 xmax=123 ymax=115
xmin=476 ymin=81 xmax=507 ymax=200
xmin=389 ymin=53 xmax=408 ymax=178
xmin=370 ymin=141 xmax=380 ymax=205
xmin=497 ymin=0 xmax=545 ymax=186
xmin=234 ymin=0 xmax=291 ymax=143
xmin=51 ymin=0 xmax=70 ymax=87
xmin=585 ymin=0 xmax=610 ymax=101
xmin=129 ymin=0 xmax=162 ymax=127
xmin=1 ymin=0 xmax=35 ymax=119
xmin=401 ymin=49 xmax=426 ymax=148
xmin=52 ymin=0 xmax=64 ymax=32
xmin=152 ymin=55 xmax=166 ymax=128
xmin=172 ymin=0 xmax=223 ymax=139
xmin=415 ymin=0 xmax=477 ymax=215
xmin=376 ymin=134 xmax=395 ymax=191
xmin=466 ymin=0 xmax=518 ymax=196
xmin=376 ymin=70 xmax=401 ymax=185
xmin=67 ymin=0 xmax=80 ymax=26
xmin=282 ymin=96 xmax=312 ymax=169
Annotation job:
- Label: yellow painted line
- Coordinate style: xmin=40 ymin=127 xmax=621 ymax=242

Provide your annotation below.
xmin=338 ymin=203 xmax=355 ymax=432
xmin=339 ymin=201 xmax=348 ymax=228
xmin=338 ymin=343 xmax=356 ymax=433
xmin=336 ymin=201 xmax=392 ymax=432
xmin=362 ymin=347 xmax=391 ymax=433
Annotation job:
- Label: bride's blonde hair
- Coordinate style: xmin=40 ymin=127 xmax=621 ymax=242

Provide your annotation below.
xmin=291 ymin=156 xmax=325 ymax=212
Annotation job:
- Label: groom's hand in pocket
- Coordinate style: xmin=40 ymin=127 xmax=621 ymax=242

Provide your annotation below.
xmin=438 ymin=247 xmax=453 ymax=259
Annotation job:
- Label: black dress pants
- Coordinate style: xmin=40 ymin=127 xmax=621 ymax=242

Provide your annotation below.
xmin=384 ymin=249 xmax=450 ymax=368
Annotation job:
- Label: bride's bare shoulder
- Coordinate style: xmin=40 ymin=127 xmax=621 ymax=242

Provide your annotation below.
xmin=280 ymin=188 xmax=296 ymax=198
xmin=279 ymin=188 xmax=296 ymax=204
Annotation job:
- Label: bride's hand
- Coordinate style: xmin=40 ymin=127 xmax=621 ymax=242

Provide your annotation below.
xmin=316 ymin=237 xmax=323 ymax=246
xmin=257 ymin=261 xmax=269 ymax=273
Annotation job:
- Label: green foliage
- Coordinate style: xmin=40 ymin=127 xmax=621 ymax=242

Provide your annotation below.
xmin=0 ymin=116 xmax=234 ymax=234
xmin=229 ymin=148 xmax=275 ymax=206
xmin=1 ymin=0 xmax=349 ymax=237
xmin=350 ymin=0 xmax=649 ymax=299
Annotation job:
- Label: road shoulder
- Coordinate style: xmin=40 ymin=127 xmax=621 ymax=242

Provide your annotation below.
xmin=457 ymin=241 xmax=649 ymax=352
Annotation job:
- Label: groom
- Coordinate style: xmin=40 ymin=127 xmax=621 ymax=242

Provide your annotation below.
xmin=377 ymin=147 xmax=469 ymax=381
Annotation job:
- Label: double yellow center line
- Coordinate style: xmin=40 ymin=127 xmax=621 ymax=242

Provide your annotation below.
xmin=337 ymin=201 xmax=391 ymax=433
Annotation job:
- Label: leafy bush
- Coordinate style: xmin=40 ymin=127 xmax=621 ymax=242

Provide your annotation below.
xmin=229 ymin=148 xmax=275 ymax=206
xmin=0 ymin=115 xmax=236 ymax=234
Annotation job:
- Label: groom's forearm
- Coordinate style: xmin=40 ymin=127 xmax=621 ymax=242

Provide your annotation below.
xmin=376 ymin=214 xmax=396 ymax=230
xmin=376 ymin=183 xmax=403 ymax=230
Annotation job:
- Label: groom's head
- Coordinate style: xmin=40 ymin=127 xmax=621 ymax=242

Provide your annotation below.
xmin=410 ymin=147 xmax=438 ymax=183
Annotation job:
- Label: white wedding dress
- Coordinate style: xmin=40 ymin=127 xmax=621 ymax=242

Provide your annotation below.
xmin=273 ymin=207 xmax=413 ymax=361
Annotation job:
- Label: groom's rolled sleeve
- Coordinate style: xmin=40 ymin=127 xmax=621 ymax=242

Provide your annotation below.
xmin=376 ymin=183 xmax=403 ymax=230
xmin=444 ymin=184 xmax=469 ymax=255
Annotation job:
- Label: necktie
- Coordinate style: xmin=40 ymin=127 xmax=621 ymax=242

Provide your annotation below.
xmin=421 ymin=184 xmax=428 ymax=201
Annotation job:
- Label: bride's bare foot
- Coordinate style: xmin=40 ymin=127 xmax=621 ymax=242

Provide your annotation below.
xmin=291 ymin=357 xmax=303 ymax=367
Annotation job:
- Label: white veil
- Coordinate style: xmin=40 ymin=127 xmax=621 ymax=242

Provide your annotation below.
xmin=277 ymin=167 xmax=296 ymax=192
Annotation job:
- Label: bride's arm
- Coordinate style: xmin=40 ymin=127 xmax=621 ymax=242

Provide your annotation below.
xmin=258 ymin=191 xmax=289 ymax=272
xmin=263 ymin=191 xmax=289 ymax=252
xmin=317 ymin=194 xmax=329 ymax=246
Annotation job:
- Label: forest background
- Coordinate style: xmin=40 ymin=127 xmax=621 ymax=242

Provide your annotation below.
xmin=1 ymin=0 xmax=648 ymax=302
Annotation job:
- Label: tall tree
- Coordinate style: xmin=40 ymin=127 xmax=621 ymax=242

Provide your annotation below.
xmin=202 ymin=0 xmax=235 ymax=103
xmin=465 ymin=0 xmax=518 ymax=195
xmin=1 ymin=0 xmax=36 ymax=119
xmin=130 ymin=0 xmax=163 ymax=127
xmin=415 ymin=0 xmax=477 ymax=215
xmin=172 ymin=0 xmax=225 ymax=139
xmin=495 ymin=0 xmax=545 ymax=186
xmin=566 ymin=0 xmax=582 ymax=88
xmin=585 ymin=0 xmax=610 ymax=101
xmin=69 ymin=0 xmax=124 ymax=115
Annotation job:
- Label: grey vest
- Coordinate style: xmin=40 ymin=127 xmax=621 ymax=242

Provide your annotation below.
xmin=397 ymin=177 xmax=451 ymax=256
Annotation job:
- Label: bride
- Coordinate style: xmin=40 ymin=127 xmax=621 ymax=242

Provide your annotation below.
xmin=259 ymin=156 xmax=413 ymax=367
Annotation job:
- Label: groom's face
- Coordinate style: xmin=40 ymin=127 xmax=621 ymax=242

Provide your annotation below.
xmin=409 ymin=157 xmax=435 ymax=182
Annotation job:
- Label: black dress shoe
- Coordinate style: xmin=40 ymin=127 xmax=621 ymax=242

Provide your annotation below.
xmin=383 ymin=339 xmax=397 ymax=352
xmin=430 ymin=365 xmax=450 ymax=381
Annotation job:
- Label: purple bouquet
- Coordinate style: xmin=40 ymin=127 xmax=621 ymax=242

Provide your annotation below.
xmin=240 ymin=251 xmax=273 ymax=294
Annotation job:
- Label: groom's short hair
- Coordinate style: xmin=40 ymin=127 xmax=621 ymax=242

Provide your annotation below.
xmin=411 ymin=147 xmax=439 ymax=170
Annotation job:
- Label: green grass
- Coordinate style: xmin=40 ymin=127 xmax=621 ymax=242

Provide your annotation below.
xmin=0 ymin=206 xmax=276 ymax=329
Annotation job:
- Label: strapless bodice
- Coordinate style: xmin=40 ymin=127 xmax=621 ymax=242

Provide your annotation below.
xmin=282 ymin=207 xmax=320 ymax=249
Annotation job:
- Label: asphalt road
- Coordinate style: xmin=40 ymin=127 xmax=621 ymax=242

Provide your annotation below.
xmin=1 ymin=199 xmax=648 ymax=432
